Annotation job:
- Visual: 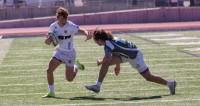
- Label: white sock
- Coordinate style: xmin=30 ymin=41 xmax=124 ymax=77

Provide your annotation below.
xmin=96 ymin=81 xmax=102 ymax=88
xmin=166 ymin=81 xmax=171 ymax=87
xmin=49 ymin=85 xmax=55 ymax=93
xmin=75 ymin=64 xmax=79 ymax=70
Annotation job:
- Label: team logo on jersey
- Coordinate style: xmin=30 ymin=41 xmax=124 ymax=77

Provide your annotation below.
xmin=64 ymin=30 xmax=68 ymax=34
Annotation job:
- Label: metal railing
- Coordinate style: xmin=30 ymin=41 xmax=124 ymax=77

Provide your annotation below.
xmin=0 ymin=0 xmax=199 ymax=21
xmin=1 ymin=0 xmax=199 ymax=8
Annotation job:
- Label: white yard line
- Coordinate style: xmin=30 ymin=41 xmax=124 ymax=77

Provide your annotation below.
xmin=42 ymin=98 xmax=200 ymax=106
xmin=3 ymin=53 xmax=179 ymax=60
xmin=0 ymin=66 xmax=199 ymax=73
xmin=0 ymin=68 xmax=45 ymax=73
xmin=1 ymin=57 xmax=198 ymax=65
xmin=0 ymin=39 xmax=13 ymax=65
xmin=167 ymin=41 xmax=200 ymax=46
xmin=7 ymin=48 xmax=176 ymax=55
xmin=140 ymin=34 xmax=183 ymax=38
xmin=151 ymin=37 xmax=199 ymax=41
xmin=1 ymin=75 xmax=200 ymax=86
xmin=1 ymin=85 xmax=200 ymax=96
xmin=184 ymin=48 xmax=200 ymax=51
xmin=1 ymin=69 xmax=198 ymax=79
xmin=8 ymin=47 xmax=175 ymax=53
xmin=2 ymin=52 xmax=187 ymax=62
xmin=0 ymin=62 xmax=198 ymax=68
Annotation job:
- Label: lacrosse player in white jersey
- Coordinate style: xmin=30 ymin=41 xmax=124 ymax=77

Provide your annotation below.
xmin=43 ymin=7 xmax=92 ymax=98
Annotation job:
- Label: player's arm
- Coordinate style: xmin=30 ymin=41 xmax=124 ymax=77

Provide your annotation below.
xmin=78 ymin=28 xmax=92 ymax=41
xmin=97 ymin=52 xmax=112 ymax=66
xmin=45 ymin=25 xmax=54 ymax=45
xmin=115 ymin=63 xmax=120 ymax=68
xmin=97 ymin=52 xmax=112 ymax=83
xmin=102 ymin=52 xmax=112 ymax=64
xmin=97 ymin=54 xmax=121 ymax=76
xmin=97 ymin=55 xmax=120 ymax=66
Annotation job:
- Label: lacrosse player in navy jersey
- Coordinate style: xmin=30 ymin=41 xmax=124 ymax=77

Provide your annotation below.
xmin=85 ymin=29 xmax=176 ymax=95
xmin=43 ymin=7 xmax=92 ymax=98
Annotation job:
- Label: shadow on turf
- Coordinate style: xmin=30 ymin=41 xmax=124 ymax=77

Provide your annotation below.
xmin=54 ymin=95 xmax=169 ymax=101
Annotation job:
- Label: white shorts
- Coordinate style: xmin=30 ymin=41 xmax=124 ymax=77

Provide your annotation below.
xmin=53 ymin=48 xmax=76 ymax=66
xmin=120 ymin=50 xmax=148 ymax=74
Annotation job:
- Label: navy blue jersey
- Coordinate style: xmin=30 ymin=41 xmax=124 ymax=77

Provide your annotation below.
xmin=104 ymin=37 xmax=139 ymax=59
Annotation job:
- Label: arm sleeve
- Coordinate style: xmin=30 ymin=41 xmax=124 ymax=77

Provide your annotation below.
xmin=49 ymin=24 xmax=54 ymax=32
xmin=104 ymin=45 xmax=112 ymax=53
xmin=104 ymin=40 xmax=114 ymax=53
xmin=70 ymin=21 xmax=79 ymax=35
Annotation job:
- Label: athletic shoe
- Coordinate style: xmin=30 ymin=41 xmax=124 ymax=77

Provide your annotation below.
xmin=85 ymin=84 xmax=100 ymax=94
xmin=169 ymin=81 xmax=176 ymax=95
xmin=75 ymin=60 xmax=85 ymax=70
xmin=42 ymin=92 xmax=55 ymax=98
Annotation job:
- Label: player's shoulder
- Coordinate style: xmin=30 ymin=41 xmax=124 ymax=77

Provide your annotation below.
xmin=67 ymin=20 xmax=79 ymax=28
xmin=49 ymin=21 xmax=58 ymax=28
xmin=105 ymin=40 xmax=115 ymax=50
xmin=67 ymin=20 xmax=75 ymax=25
xmin=105 ymin=40 xmax=114 ymax=46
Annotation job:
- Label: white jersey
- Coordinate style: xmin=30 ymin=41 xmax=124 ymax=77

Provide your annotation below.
xmin=49 ymin=20 xmax=79 ymax=52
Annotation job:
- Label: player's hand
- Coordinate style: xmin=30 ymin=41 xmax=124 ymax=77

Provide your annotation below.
xmin=44 ymin=34 xmax=52 ymax=45
xmin=85 ymin=31 xmax=93 ymax=41
xmin=97 ymin=59 xmax=103 ymax=66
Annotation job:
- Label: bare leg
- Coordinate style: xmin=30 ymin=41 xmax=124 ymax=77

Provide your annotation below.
xmin=85 ymin=55 xmax=123 ymax=93
xmin=141 ymin=69 xmax=177 ymax=95
xmin=65 ymin=65 xmax=77 ymax=82
xmin=47 ymin=58 xmax=61 ymax=85
xmin=43 ymin=58 xmax=61 ymax=97
xmin=141 ymin=68 xmax=167 ymax=85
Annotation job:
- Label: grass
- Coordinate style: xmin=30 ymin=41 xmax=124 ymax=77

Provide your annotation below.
xmin=0 ymin=30 xmax=200 ymax=106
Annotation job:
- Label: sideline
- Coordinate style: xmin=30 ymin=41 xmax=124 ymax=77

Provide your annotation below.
xmin=0 ymin=38 xmax=13 ymax=65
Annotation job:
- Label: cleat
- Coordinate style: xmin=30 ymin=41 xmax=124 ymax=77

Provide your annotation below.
xmin=169 ymin=81 xmax=176 ymax=95
xmin=75 ymin=60 xmax=85 ymax=70
xmin=42 ymin=92 xmax=55 ymax=98
xmin=85 ymin=84 xmax=100 ymax=94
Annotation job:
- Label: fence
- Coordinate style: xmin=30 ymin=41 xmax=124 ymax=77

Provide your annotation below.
xmin=0 ymin=0 xmax=199 ymax=21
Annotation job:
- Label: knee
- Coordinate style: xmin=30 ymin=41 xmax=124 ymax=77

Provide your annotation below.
xmin=144 ymin=76 xmax=152 ymax=82
xmin=66 ymin=77 xmax=74 ymax=82
xmin=141 ymin=68 xmax=153 ymax=82
xmin=142 ymin=74 xmax=153 ymax=82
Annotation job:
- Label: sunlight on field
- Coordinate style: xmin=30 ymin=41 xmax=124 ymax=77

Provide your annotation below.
xmin=1 ymin=30 xmax=200 ymax=106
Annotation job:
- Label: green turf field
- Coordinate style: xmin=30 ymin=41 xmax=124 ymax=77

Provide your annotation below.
xmin=1 ymin=30 xmax=200 ymax=106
